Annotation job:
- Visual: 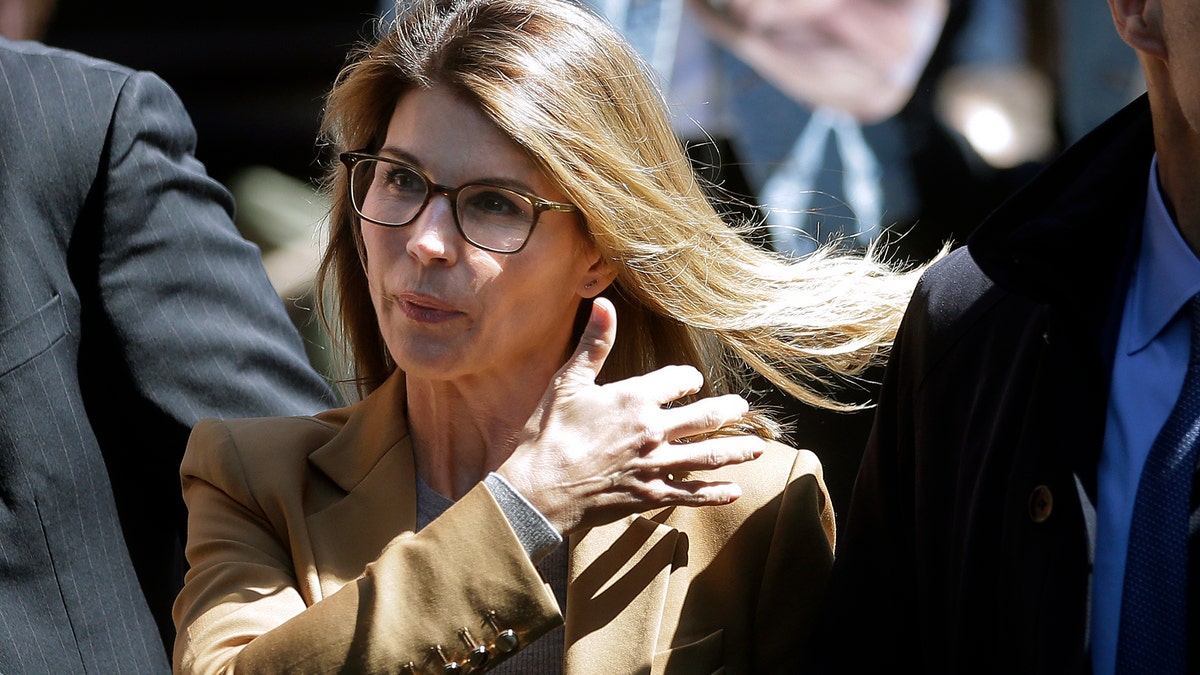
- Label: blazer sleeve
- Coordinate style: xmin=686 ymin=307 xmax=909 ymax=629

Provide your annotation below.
xmin=172 ymin=419 xmax=562 ymax=674
xmin=754 ymin=447 xmax=836 ymax=671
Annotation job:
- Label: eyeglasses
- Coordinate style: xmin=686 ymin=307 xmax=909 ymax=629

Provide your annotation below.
xmin=341 ymin=151 xmax=578 ymax=254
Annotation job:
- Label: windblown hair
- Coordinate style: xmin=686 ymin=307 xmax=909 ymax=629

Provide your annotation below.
xmin=316 ymin=0 xmax=932 ymax=436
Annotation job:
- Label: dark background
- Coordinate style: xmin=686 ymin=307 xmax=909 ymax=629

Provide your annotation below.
xmin=43 ymin=1 xmax=382 ymax=189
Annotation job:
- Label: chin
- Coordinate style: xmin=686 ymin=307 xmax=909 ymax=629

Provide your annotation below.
xmin=389 ymin=342 xmax=469 ymax=380
xmin=845 ymin=91 xmax=912 ymax=124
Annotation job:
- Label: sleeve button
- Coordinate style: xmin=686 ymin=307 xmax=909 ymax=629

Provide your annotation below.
xmin=468 ymin=645 xmax=490 ymax=668
xmin=495 ymin=629 xmax=519 ymax=653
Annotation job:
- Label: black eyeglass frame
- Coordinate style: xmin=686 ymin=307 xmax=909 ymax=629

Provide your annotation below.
xmin=340 ymin=151 xmax=579 ymax=254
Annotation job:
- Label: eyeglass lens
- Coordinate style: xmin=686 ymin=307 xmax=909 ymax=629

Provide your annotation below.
xmin=350 ymin=158 xmax=537 ymax=253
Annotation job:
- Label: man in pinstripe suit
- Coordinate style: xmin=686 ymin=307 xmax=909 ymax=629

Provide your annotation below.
xmin=0 ymin=37 xmax=337 ymax=671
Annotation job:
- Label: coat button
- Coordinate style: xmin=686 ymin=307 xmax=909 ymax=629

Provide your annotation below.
xmin=1028 ymin=485 xmax=1053 ymax=523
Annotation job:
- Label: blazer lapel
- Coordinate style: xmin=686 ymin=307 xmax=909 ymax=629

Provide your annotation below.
xmin=304 ymin=372 xmax=418 ymax=598
xmin=295 ymin=370 xmax=687 ymax=670
xmin=563 ymin=512 xmax=682 ymax=675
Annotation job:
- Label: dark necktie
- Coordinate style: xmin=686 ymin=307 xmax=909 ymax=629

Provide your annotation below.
xmin=1116 ymin=294 xmax=1200 ymax=673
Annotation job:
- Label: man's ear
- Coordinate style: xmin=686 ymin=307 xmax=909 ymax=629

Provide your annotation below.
xmin=1109 ymin=0 xmax=1165 ymax=58
xmin=578 ymin=254 xmax=617 ymax=298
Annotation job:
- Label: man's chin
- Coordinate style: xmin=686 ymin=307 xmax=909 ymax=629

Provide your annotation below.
xmin=744 ymin=57 xmax=910 ymax=122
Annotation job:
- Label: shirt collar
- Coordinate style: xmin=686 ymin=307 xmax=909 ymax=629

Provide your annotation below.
xmin=1127 ymin=154 xmax=1200 ymax=354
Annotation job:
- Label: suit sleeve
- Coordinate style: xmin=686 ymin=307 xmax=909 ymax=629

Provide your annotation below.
xmin=94 ymin=68 xmax=335 ymax=423
xmin=172 ymin=419 xmax=563 ymax=674
xmin=76 ymin=68 xmax=337 ymax=643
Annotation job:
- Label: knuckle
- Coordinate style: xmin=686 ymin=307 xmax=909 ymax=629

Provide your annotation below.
xmin=705 ymin=447 xmax=724 ymax=467
xmin=635 ymin=427 xmax=668 ymax=450
xmin=698 ymin=408 xmax=724 ymax=430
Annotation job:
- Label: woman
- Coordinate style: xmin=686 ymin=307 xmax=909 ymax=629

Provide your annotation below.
xmin=172 ymin=0 xmax=926 ymax=672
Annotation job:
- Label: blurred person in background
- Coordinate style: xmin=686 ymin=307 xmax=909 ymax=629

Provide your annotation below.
xmin=0 ymin=34 xmax=336 ymax=672
xmin=591 ymin=0 xmax=1036 ymax=264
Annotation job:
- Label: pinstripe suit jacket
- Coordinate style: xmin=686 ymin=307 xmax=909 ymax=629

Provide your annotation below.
xmin=0 ymin=37 xmax=336 ymax=673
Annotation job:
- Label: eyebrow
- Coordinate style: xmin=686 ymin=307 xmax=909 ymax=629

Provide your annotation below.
xmin=374 ymin=145 xmax=545 ymax=196
xmin=375 ymin=146 xmax=419 ymax=165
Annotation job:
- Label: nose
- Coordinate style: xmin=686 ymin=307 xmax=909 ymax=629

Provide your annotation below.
xmin=727 ymin=0 xmax=844 ymax=30
xmin=405 ymin=193 xmax=459 ymax=264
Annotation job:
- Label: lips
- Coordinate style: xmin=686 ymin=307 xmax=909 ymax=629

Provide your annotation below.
xmin=394 ymin=291 xmax=464 ymax=323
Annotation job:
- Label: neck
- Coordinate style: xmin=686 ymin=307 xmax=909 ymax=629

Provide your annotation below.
xmin=1147 ymin=70 xmax=1200 ymax=256
xmin=404 ymin=368 xmax=552 ymax=500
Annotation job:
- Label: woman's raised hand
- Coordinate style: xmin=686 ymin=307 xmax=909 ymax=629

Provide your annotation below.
xmin=496 ymin=297 xmax=765 ymax=537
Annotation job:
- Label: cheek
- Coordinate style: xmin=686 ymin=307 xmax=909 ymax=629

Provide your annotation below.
xmin=361 ymin=226 xmax=403 ymax=268
xmin=869 ymin=10 xmax=943 ymax=96
xmin=357 ymin=229 xmax=386 ymax=298
xmin=360 ymin=226 xmax=420 ymax=296
xmin=488 ymin=255 xmax=586 ymax=319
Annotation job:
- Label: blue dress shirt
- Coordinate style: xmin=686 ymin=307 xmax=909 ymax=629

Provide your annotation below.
xmin=1091 ymin=155 xmax=1200 ymax=674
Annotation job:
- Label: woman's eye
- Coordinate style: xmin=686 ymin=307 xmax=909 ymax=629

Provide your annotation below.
xmin=383 ymin=166 xmax=425 ymax=193
xmin=467 ymin=189 xmax=524 ymax=216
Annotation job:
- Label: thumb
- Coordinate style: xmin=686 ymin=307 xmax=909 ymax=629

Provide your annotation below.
xmin=556 ymin=296 xmax=616 ymax=387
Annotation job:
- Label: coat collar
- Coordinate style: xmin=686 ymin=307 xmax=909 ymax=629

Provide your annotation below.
xmin=967 ymin=93 xmax=1154 ymax=309
xmin=967 ymin=95 xmax=1155 ymax=500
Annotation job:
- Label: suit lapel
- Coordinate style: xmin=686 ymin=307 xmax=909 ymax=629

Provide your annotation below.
xmin=563 ymin=513 xmax=682 ymax=674
xmin=304 ymin=372 xmax=417 ymax=598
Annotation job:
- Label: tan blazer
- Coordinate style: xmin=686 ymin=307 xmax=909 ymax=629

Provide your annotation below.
xmin=173 ymin=372 xmax=835 ymax=674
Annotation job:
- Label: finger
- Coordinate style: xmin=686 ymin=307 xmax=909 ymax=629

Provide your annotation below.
xmin=651 ymin=478 xmax=743 ymax=507
xmin=659 ymin=393 xmax=751 ymax=439
xmin=555 ymin=297 xmax=616 ymax=388
xmin=636 ymin=434 xmax=765 ymax=473
xmin=608 ymin=364 xmax=704 ymax=407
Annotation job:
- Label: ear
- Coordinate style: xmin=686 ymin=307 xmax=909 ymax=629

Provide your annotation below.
xmin=1109 ymin=0 xmax=1165 ymax=58
xmin=578 ymin=253 xmax=617 ymax=298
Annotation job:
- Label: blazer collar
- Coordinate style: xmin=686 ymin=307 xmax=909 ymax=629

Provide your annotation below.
xmin=309 ymin=370 xmax=410 ymax=492
xmin=306 ymin=369 xmax=685 ymax=664
xmin=305 ymin=371 xmax=418 ymax=595
xmin=968 ymin=93 xmax=1153 ymax=307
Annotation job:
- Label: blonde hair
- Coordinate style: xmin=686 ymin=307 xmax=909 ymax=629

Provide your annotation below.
xmin=316 ymin=0 xmax=932 ymax=436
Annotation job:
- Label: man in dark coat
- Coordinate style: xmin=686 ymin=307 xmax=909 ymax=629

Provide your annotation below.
xmin=811 ymin=0 xmax=1200 ymax=672
xmin=0 ymin=37 xmax=336 ymax=671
